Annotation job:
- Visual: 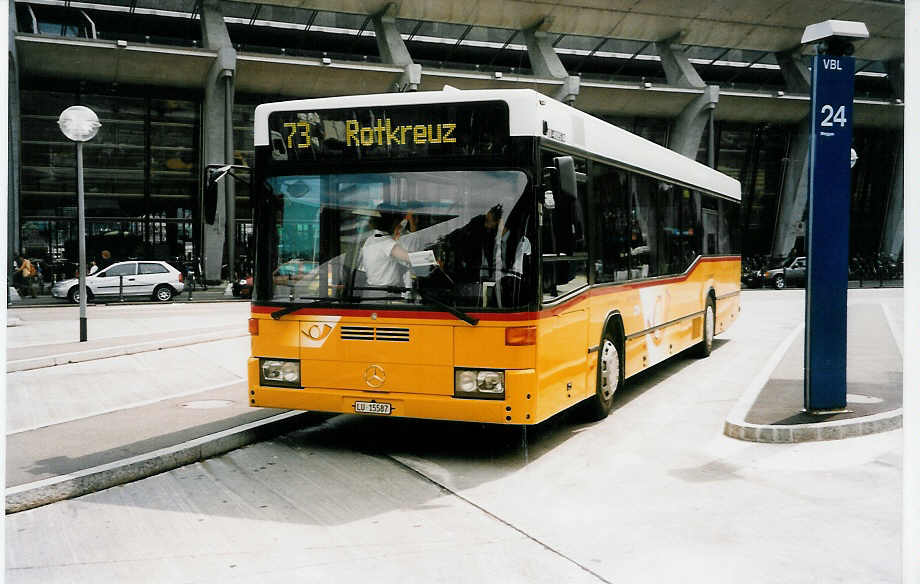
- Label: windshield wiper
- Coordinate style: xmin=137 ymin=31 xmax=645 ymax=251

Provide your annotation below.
xmin=271 ymin=305 xmax=302 ymax=319
xmin=416 ymin=287 xmax=478 ymax=326
xmin=274 ymin=286 xmax=479 ymax=326
xmin=354 ymin=286 xmax=479 ymax=326
xmin=270 ymin=297 xmax=343 ymax=319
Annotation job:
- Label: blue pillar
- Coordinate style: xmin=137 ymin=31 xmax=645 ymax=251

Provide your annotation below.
xmin=804 ymin=54 xmax=855 ymax=412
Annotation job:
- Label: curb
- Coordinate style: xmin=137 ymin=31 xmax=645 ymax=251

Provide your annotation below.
xmin=723 ymin=317 xmax=902 ymax=444
xmin=723 ymin=409 xmax=903 ymax=443
xmin=5 ymin=410 xmax=310 ymax=514
xmin=8 ymin=297 xmax=248 ymax=309
xmin=7 ymin=329 xmax=248 ymax=372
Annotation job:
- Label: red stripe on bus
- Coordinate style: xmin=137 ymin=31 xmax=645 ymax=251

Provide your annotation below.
xmin=250 ymin=305 xmax=540 ymax=321
xmin=252 ymin=256 xmax=740 ymax=321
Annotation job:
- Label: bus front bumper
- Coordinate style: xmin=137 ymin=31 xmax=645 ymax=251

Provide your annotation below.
xmin=249 ymin=362 xmax=537 ymax=425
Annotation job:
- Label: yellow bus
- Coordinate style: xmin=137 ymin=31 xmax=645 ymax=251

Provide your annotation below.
xmin=245 ymin=88 xmax=741 ymax=424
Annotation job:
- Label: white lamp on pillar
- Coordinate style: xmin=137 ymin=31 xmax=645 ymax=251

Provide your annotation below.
xmin=58 ymin=105 xmax=101 ymax=342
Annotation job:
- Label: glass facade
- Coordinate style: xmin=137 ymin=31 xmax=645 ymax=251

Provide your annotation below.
xmin=11 ymin=2 xmax=902 ymax=283
xmin=19 ymin=85 xmax=200 ymax=270
xmin=234 ymin=96 xmax=261 ymax=276
xmin=714 ymin=122 xmax=787 ymax=257
xmin=851 ymin=127 xmax=902 ymax=258
xmin=16 ymin=84 xmax=901 ymax=282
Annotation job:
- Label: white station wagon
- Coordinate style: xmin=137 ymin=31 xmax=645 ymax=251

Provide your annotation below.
xmin=51 ymin=260 xmax=186 ymax=303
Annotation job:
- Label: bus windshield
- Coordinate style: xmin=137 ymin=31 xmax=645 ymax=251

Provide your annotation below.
xmin=263 ymin=169 xmax=536 ymax=311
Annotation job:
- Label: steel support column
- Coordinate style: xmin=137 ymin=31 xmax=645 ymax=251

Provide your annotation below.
xmin=9 ymin=0 xmax=21 ymax=261
xmin=880 ymin=143 xmax=904 ymax=259
xmin=669 ymin=86 xmax=719 ymax=160
xmin=200 ymin=0 xmax=236 ymax=282
xmin=775 ymin=49 xmax=812 ymax=94
xmin=655 ymin=40 xmax=705 ymax=89
xmin=772 ymin=119 xmax=811 ymax=260
xmin=657 ymin=39 xmax=716 ymax=162
xmin=880 ymin=58 xmax=904 ymax=259
xmin=372 ymin=9 xmax=421 ymax=92
xmin=886 ymin=58 xmax=904 ymax=98
xmin=771 ymin=49 xmax=812 ymax=259
xmin=522 ymin=28 xmax=579 ymax=104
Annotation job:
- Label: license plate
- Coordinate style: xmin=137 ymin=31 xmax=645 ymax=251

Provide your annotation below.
xmin=354 ymin=401 xmax=392 ymax=415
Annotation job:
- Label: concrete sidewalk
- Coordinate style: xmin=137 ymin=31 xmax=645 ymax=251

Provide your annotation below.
xmin=7 ymin=324 xmax=246 ymax=372
xmin=6 ymin=293 xmax=903 ymax=514
xmin=724 ymin=301 xmax=903 ymax=442
xmin=5 ymin=385 xmax=309 ymax=513
xmin=8 ymin=284 xmax=242 ymax=308
xmin=5 ymin=303 xmax=312 ymax=513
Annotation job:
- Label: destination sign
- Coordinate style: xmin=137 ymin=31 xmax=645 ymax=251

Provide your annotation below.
xmin=266 ymin=102 xmax=509 ymax=162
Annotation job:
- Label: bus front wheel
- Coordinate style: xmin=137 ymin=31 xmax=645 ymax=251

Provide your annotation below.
xmin=585 ymin=332 xmax=622 ymax=421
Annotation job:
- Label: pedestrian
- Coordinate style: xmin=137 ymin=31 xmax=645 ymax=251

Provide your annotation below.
xmin=15 ymin=255 xmax=37 ymax=298
xmin=11 ymin=257 xmax=24 ymax=294
xmin=34 ymin=261 xmax=43 ymax=295
xmin=88 ymin=260 xmax=99 ymax=275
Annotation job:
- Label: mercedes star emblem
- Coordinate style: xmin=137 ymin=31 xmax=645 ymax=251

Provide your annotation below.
xmin=364 ymin=364 xmax=386 ymax=388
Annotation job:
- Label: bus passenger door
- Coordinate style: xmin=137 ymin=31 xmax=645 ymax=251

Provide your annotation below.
xmin=538 ymin=305 xmax=588 ymax=414
xmin=538 ymin=152 xmax=590 ymax=414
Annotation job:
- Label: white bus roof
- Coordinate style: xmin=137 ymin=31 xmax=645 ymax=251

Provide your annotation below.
xmin=254 ymin=88 xmax=741 ymax=201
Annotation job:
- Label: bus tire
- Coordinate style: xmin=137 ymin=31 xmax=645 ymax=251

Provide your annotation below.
xmin=585 ymin=330 xmax=623 ymax=421
xmin=694 ymin=296 xmax=716 ymax=358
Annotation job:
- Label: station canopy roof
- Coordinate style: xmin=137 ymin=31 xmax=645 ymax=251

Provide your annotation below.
xmin=17 ymin=0 xmax=903 ymax=89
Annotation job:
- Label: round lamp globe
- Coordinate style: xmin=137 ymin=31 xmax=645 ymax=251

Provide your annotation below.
xmin=58 ymin=106 xmax=101 ymax=142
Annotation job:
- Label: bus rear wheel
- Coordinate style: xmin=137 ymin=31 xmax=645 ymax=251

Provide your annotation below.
xmin=584 ymin=332 xmax=622 ymax=421
xmin=694 ymin=297 xmax=715 ymax=358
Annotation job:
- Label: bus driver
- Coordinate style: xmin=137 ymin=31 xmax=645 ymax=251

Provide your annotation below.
xmin=358 ymin=204 xmax=418 ymax=290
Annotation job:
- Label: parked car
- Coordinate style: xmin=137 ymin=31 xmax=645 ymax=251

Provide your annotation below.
xmin=273 ymin=258 xmax=317 ymax=285
xmin=763 ymin=256 xmax=807 ymax=289
xmin=51 ymin=260 xmax=185 ymax=303
xmin=741 ymin=255 xmax=768 ymax=288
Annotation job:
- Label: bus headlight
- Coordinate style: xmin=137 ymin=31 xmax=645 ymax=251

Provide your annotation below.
xmin=454 ymin=369 xmax=504 ymax=399
xmin=260 ymin=358 xmax=301 ymax=388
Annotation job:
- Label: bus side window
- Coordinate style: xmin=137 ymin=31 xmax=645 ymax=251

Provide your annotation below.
xmin=593 ymin=164 xmax=630 ymax=283
xmin=702 ymin=193 xmax=719 ymax=255
xmin=630 ymin=175 xmax=657 ymax=279
xmin=718 ymin=198 xmax=741 ymax=254
xmin=657 ymin=181 xmax=681 ymax=275
xmin=682 ymin=189 xmax=702 ymax=268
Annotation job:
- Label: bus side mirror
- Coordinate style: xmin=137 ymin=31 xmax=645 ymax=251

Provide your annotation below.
xmin=553 ymin=156 xmax=577 ymax=201
xmin=203 ymin=164 xmax=251 ymax=225
xmin=203 ymin=175 xmax=219 ymax=225
xmin=542 ymin=156 xmax=578 ymax=254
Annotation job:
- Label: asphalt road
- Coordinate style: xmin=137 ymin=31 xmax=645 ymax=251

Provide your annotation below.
xmin=5 ymin=290 xmax=903 ymax=583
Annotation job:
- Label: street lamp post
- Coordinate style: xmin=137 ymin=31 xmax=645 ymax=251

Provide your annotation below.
xmin=58 ymin=106 xmax=101 ymax=342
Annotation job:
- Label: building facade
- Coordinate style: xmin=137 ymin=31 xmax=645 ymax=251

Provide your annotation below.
xmin=9 ymin=0 xmax=904 ymax=281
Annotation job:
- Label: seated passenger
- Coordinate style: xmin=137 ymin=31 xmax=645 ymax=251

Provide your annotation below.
xmin=482 ymin=204 xmax=532 ymax=307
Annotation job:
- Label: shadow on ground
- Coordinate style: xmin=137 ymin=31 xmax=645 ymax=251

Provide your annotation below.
xmin=70 ymin=340 xmax=727 ymax=526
